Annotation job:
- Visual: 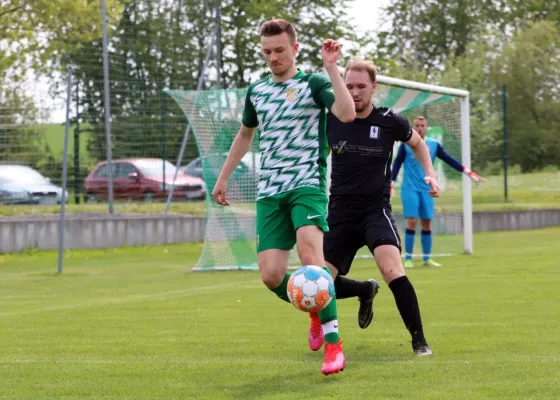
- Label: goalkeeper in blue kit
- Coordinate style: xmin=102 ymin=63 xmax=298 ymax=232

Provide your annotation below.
xmin=391 ymin=116 xmax=483 ymax=268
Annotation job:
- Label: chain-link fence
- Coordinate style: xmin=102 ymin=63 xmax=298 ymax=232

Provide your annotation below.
xmin=0 ymin=106 xmax=71 ymax=210
xmin=4 ymin=0 xmax=556 ymax=221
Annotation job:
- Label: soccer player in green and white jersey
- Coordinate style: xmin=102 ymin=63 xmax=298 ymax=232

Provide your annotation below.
xmin=212 ymin=19 xmax=356 ymax=375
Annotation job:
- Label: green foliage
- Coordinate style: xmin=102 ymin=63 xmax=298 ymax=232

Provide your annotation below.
xmin=0 ymin=91 xmax=45 ymax=168
xmin=373 ymin=0 xmax=559 ymax=172
xmin=219 ymin=0 xmax=359 ymax=86
xmin=69 ymin=0 xmax=359 ymax=166
xmin=376 ymin=0 xmax=558 ymax=77
xmin=492 ymin=21 xmax=560 ymax=172
xmin=0 ymin=0 xmax=122 ymax=79
xmin=376 ymin=0 xmax=501 ymax=77
xmin=438 ymin=31 xmax=504 ymax=170
xmin=2 ymin=0 xmax=558 ymax=175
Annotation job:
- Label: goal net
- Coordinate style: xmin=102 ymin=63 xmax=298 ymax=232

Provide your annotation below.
xmin=164 ymin=75 xmax=471 ymax=271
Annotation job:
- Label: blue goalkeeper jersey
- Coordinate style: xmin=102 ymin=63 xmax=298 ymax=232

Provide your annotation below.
xmin=392 ymin=138 xmax=464 ymax=192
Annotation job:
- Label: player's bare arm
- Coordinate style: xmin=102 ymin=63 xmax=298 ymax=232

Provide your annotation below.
xmin=405 ymin=129 xmax=440 ymax=197
xmin=322 ymin=39 xmax=355 ymax=123
xmin=212 ymin=125 xmax=256 ymax=206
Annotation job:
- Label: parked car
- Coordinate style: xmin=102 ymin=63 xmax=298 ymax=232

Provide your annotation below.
xmin=83 ymin=158 xmax=205 ymax=203
xmin=182 ymin=151 xmax=261 ymax=182
xmin=0 ymin=165 xmax=67 ymax=205
xmin=181 ymin=152 xmax=260 ymax=201
xmin=0 ymin=186 xmax=36 ymax=205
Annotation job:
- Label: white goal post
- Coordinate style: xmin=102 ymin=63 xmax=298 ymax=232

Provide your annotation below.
xmin=375 ymin=75 xmax=471 ymax=255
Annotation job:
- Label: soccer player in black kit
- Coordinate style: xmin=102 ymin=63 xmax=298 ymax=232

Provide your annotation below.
xmin=324 ymin=58 xmax=440 ymax=356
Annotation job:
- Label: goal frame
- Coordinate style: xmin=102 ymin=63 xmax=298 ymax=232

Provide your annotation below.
xmin=165 ymin=74 xmax=473 ymax=272
xmin=376 ymin=75 xmax=472 ymax=255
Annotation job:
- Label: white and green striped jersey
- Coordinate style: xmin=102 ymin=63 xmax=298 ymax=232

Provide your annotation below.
xmin=242 ymin=70 xmax=335 ymax=200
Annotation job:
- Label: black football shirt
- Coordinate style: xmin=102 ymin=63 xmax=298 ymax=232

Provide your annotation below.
xmin=327 ymin=107 xmax=413 ymax=215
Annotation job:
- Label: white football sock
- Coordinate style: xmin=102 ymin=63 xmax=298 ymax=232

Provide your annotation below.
xmin=322 ymin=319 xmax=339 ymax=335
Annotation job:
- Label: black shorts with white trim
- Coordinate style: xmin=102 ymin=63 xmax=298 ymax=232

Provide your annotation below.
xmin=324 ymin=206 xmax=402 ymax=276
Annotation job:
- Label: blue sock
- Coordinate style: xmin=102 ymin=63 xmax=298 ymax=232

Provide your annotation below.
xmin=421 ymin=230 xmax=432 ymax=262
xmin=405 ymin=229 xmax=415 ymax=260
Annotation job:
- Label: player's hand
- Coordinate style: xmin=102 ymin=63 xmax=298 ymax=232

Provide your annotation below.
xmin=212 ymin=178 xmax=230 ymax=206
xmin=464 ymin=168 xmax=485 ymax=184
xmin=390 ymin=182 xmax=395 ymax=197
xmin=424 ymin=175 xmax=440 ymax=198
xmin=321 ymin=39 xmax=342 ymax=66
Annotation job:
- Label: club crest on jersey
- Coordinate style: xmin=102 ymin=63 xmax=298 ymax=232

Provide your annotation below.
xmin=370 ymin=126 xmax=380 ymax=139
xmin=285 ymin=88 xmax=299 ymax=103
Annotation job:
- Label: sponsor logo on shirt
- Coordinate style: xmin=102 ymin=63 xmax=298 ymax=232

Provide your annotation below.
xmin=332 ymin=140 xmax=384 ymax=156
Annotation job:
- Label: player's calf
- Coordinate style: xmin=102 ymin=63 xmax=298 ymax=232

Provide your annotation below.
xmin=374 ymin=245 xmax=432 ymax=356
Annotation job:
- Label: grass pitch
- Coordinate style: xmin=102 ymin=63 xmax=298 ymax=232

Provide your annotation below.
xmin=0 ymin=228 xmax=559 ymax=399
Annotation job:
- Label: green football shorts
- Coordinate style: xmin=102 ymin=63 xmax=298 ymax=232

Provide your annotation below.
xmin=256 ymin=186 xmax=329 ymax=253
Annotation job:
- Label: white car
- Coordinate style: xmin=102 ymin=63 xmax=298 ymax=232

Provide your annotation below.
xmin=0 ymin=165 xmax=67 ymax=205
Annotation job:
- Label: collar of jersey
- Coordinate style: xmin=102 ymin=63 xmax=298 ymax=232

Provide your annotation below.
xmin=354 ymin=107 xmax=377 ymax=122
xmin=268 ymin=69 xmax=304 ymax=86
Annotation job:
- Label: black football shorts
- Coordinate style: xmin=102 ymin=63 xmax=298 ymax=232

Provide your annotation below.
xmin=324 ymin=208 xmax=402 ymax=276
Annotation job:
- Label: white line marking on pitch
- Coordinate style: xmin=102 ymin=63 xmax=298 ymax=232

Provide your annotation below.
xmin=0 ymin=279 xmax=262 ymax=318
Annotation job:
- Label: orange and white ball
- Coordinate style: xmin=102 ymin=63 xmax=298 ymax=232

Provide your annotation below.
xmin=287 ymin=265 xmax=335 ymax=313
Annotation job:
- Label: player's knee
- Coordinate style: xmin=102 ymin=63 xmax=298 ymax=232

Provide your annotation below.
xmin=381 ymin=266 xmax=405 ymax=283
xmin=259 ymin=267 xmax=284 ymax=289
xmin=374 ymin=245 xmax=405 ymax=283
xmin=407 ymin=218 xmax=417 ymax=230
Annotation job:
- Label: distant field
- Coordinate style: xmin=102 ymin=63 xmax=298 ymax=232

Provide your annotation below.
xmin=8 ymin=125 xmax=559 ymax=217
xmin=0 ymin=228 xmax=558 ymax=399
xmin=392 ymin=171 xmax=560 ymax=212
xmin=1 ymin=171 xmax=558 ymax=216
xmin=37 ymin=123 xmax=93 ymax=165
xmin=0 ymin=200 xmax=207 ymax=217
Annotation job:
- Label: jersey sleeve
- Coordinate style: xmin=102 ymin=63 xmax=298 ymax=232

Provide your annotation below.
xmin=394 ymin=113 xmax=413 ymax=142
xmin=436 ymin=143 xmax=464 ymax=172
xmin=241 ymin=86 xmax=258 ymax=128
xmin=308 ymin=73 xmax=335 ymax=111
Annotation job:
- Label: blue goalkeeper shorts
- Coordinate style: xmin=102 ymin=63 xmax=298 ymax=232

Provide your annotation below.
xmin=401 ymin=189 xmax=434 ymax=220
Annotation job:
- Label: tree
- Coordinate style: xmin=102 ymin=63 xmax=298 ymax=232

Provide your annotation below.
xmin=71 ymin=0 xmax=360 ymax=165
xmin=375 ymin=0 xmax=496 ymax=77
xmin=375 ymin=0 xmax=558 ymax=79
xmin=0 ymin=90 xmax=45 ymax=168
xmin=437 ymin=29 xmax=504 ymax=171
xmin=0 ymin=0 xmax=122 ymax=80
xmin=492 ymin=21 xmax=560 ymax=172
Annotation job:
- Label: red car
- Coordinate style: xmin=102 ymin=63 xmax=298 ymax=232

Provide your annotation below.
xmin=83 ymin=158 xmax=206 ymax=202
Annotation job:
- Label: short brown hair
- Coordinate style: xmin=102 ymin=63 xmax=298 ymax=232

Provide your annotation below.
xmin=344 ymin=58 xmax=378 ymax=83
xmin=260 ymin=19 xmax=297 ymax=44
xmin=414 ymin=116 xmax=427 ymax=122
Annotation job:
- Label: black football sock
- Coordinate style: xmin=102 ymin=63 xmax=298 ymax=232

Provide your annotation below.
xmin=388 ymin=276 xmax=425 ymax=340
xmin=334 ymin=275 xmax=369 ymax=299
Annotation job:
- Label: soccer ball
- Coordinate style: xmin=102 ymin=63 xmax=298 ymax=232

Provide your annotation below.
xmin=287 ymin=265 xmax=335 ymax=313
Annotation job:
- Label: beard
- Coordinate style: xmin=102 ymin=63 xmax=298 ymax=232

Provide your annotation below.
xmin=355 ymin=101 xmax=371 ymax=113
xmin=270 ymin=63 xmax=292 ymax=77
